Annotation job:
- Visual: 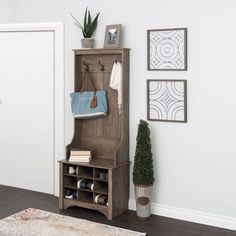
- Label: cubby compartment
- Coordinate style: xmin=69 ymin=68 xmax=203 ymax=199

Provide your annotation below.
xmin=64 ymin=187 xmax=78 ymax=200
xmin=63 ymin=175 xmax=77 ymax=189
xmin=77 ymin=166 xmax=93 ymax=179
xmin=94 ymin=168 xmax=108 ymax=181
xmin=94 ymin=180 xmax=108 ymax=194
xmin=63 ymin=164 xmax=78 ymax=177
xmin=77 ymin=177 xmax=94 ymax=192
xmin=94 ymin=193 xmax=108 ymax=206
xmin=78 ymin=190 xmax=93 ymax=204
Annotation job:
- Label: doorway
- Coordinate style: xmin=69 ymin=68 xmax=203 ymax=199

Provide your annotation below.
xmin=0 ymin=23 xmax=64 ymax=195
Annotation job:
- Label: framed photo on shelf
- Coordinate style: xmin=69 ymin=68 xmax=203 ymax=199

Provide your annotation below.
xmin=147 ymin=28 xmax=187 ymax=71
xmin=147 ymin=79 xmax=187 ymax=122
xmin=103 ymin=24 xmax=121 ymax=48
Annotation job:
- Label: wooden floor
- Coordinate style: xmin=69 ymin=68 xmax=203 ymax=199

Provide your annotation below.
xmin=0 ymin=185 xmax=235 ymax=236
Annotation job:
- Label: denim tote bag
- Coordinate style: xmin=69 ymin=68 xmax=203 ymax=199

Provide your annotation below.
xmin=70 ymin=71 xmax=108 ymax=119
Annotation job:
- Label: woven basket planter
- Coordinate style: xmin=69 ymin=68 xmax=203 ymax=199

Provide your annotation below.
xmin=134 ymin=184 xmax=153 ymax=218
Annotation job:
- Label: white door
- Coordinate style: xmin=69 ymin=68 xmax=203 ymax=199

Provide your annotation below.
xmin=0 ymin=31 xmax=55 ymax=194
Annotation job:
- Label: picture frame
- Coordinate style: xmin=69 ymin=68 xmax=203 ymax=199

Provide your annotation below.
xmin=147 ymin=80 xmax=187 ymax=122
xmin=103 ymin=24 xmax=121 ymax=48
xmin=147 ymin=28 xmax=187 ymax=71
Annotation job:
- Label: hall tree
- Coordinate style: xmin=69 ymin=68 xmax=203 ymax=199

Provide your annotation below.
xmin=59 ymin=48 xmax=130 ymax=220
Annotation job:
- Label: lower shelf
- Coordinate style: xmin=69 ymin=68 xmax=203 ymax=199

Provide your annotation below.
xmin=64 ymin=187 xmax=108 ymax=205
xmin=63 ymin=198 xmax=108 ymax=218
xmin=63 ymin=198 xmax=107 ymax=208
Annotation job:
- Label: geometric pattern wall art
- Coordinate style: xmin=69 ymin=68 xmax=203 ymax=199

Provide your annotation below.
xmin=147 ymin=80 xmax=187 ymax=122
xmin=147 ymin=28 xmax=187 ymax=71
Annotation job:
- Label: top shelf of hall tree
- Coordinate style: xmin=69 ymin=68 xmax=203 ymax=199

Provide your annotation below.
xmin=73 ymin=48 xmax=131 ymax=55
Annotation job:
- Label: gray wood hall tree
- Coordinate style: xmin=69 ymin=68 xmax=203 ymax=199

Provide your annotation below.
xmin=59 ymin=48 xmax=130 ymax=220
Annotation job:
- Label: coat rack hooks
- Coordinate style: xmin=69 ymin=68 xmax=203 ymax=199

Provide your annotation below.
xmin=83 ymin=60 xmax=89 ymax=71
xmin=82 ymin=59 xmax=120 ymax=72
xmin=99 ymin=60 xmax=105 ymax=71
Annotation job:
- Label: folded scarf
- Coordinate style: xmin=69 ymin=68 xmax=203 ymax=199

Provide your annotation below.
xmin=109 ymin=62 xmax=122 ymax=113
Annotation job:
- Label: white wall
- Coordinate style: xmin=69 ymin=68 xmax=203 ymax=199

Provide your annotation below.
xmin=0 ymin=0 xmax=13 ymax=21
xmin=3 ymin=0 xmax=236 ymax=229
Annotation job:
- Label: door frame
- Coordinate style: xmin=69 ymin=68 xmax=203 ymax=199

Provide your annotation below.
xmin=0 ymin=22 xmax=65 ymax=196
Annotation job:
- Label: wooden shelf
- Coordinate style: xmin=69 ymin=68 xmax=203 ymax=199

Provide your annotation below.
xmin=64 ymin=186 xmax=77 ymax=190
xmin=94 ymin=178 xmax=108 ymax=182
xmin=60 ymin=158 xmax=119 ymax=169
xmin=78 ymin=198 xmax=93 ymax=204
xmin=94 ymin=190 xmax=108 ymax=195
xmin=78 ymin=175 xmax=93 ymax=179
xmin=63 ymin=198 xmax=108 ymax=212
xmin=64 ymin=173 xmax=77 ymax=177
xmin=94 ymin=203 xmax=108 ymax=207
xmin=73 ymin=48 xmax=130 ymax=56
xmin=78 ymin=188 xmax=93 ymax=193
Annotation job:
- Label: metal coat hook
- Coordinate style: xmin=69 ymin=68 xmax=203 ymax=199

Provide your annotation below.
xmin=115 ymin=60 xmax=118 ymax=64
xmin=83 ymin=60 xmax=89 ymax=71
xmin=99 ymin=60 xmax=105 ymax=71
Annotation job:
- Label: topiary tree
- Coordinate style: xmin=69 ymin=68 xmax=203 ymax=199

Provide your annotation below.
xmin=133 ymin=120 xmax=154 ymax=185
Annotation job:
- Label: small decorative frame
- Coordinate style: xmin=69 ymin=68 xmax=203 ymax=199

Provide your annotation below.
xmin=104 ymin=24 xmax=121 ymax=48
xmin=147 ymin=28 xmax=187 ymax=71
xmin=147 ymin=80 xmax=187 ymax=122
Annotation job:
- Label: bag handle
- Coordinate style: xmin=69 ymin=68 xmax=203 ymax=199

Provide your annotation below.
xmin=80 ymin=70 xmax=97 ymax=109
xmin=80 ymin=70 xmax=96 ymax=94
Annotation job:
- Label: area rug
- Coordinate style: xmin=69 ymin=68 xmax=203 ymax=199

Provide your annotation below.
xmin=0 ymin=208 xmax=146 ymax=236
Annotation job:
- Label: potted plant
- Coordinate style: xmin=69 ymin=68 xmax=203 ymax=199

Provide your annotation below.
xmin=70 ymin=7 xmax=100 ymax=48
xmin=133 ymin=119 xmax=154 ymax=218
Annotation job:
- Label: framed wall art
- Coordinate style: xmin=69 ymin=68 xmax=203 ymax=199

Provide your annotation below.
xmin=147 ymin=28 xmax=187 ymax=71
xmin=103 ymin=24 xmax=121 ymax=48
xmin=147 ymin=80 xmax=187 ymax=122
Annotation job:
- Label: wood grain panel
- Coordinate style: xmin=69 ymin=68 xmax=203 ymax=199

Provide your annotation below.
xmin=69 ymin=49 xmax=130 ymax=164
xmin=109 ymin=164 xmax=129 ymax=219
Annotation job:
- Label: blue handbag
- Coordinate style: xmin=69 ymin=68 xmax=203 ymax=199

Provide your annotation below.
xmin=70 ymin=71 xmax=108 ymax=119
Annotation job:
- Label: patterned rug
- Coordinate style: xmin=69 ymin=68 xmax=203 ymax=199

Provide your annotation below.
xmin=0 ymin=208 xmax=146 ymax=236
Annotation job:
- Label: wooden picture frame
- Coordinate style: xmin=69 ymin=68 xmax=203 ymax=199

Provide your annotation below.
xmin=147 ymin=28 xmax=187 ymax=71
xmin=147 ymin=80 xmax=187 ymax=122
xmin=103 ymin=24 xmax=121 ymax=48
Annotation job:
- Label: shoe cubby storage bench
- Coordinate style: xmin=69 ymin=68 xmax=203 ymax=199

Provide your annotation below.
xmin=59 ymin=160 xmax=129 ymax=220
xmin=59 ymin=48 xmax=130 ymax=220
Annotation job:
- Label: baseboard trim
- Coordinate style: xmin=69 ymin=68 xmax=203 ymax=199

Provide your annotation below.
xmin=129 ymin=199 xmax=236 ymax=231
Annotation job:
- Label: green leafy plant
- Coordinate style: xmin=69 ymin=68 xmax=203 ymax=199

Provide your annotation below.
xmin=70 ymin=7 xmax=100 ymax=38
xmin=133 ymin=120 xmax=154 ymax=185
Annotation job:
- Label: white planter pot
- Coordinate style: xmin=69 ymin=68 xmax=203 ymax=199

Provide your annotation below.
xmin=134 ymin=184 xmax=153 ymax=218
xmin=81 ymin=38 xmax=94 ymax=48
